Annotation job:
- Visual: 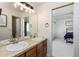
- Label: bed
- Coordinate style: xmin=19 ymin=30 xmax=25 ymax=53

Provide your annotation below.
xmin=64 ymin=32 xmax=73 ymax=43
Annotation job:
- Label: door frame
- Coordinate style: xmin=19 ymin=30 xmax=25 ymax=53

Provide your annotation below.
xmin=51 ymin=3 xmax=74 ymax=56
xmin=12 ymin=16 xmax=21 ymax=38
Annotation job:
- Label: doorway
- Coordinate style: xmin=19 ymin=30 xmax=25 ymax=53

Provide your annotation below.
xmin=52 ymin=3 xmax=74 ymax=57
xmin=12 ymin=16 xmax=21 ymax=38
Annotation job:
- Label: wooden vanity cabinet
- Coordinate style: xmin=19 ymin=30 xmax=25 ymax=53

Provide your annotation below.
xmin=18 ymin=53 xmax=25 ymax=57
xmin=17 ymin=40 xmax=47 ymax=57
xmin=26 ymin=47 xmax=36 ymax=57
xmin=17 ymin=47 xmax=36 ymax=57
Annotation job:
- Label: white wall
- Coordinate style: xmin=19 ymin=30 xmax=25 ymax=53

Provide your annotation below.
xmin=73 ymin=3 xmax=79 ymax=57
xmin=36 ymin=2 xmax=71 ymax=56
xmin=29 ymin=13 xmax=38 ymax=36
xmin=55 ymin=19 xmax=66 ymax=39
xmin=55 ymin=18 xmax=73 ymax=39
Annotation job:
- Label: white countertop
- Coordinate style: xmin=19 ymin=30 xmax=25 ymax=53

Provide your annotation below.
xmin=0 ymin=37 xmax=46 ymax=57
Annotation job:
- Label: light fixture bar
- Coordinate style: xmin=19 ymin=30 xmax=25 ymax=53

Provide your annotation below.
xmin=20 ymin=2 xmax=34 ymax=9
xmin=14 ymin=2 xmax=34 ymax=13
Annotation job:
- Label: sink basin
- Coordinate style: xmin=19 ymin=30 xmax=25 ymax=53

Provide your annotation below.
xmin=6 ymin=41 xmax=28 ymax=51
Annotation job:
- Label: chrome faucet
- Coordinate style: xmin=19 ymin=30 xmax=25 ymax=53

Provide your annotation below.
xmin=9 ymin=35 xmax=18 ymax=44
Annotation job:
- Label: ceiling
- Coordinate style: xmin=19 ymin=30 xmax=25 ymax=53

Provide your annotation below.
xmin=53 ymin=4 xmax=74 ymax=20
xmin=27 ymin=2 xmax=45 ymax=8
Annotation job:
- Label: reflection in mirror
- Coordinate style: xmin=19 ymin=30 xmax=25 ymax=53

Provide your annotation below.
xmin=12 ymin=16 xmax=21 ymax=38
xmin=0 ymin=2 xmax=32 ymax=42
xmin=24 ymin=17 xmax=30 ymax=36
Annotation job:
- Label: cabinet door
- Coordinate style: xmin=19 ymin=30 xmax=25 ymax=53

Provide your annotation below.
xmin=43 ymin=40 xmax=47 ymax=57
xmin=17 ymin=53 xmax=25 ymax=57
xmin=26 ymin=47 xmax=36 ymax=57
xmin=18 ymin=54 xmax=25 ymax=57
xmin=36 ymin=42 xmax=44 ymax=57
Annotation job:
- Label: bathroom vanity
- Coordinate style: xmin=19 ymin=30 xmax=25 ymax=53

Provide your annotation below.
xmin=17 ymin=39 xmax=47 ymax=57
xmin=0 ymin=38 xmax=47 ymax=57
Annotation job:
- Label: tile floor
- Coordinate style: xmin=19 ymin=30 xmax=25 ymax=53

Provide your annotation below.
xmin=52 ymin=38 xmax=74 ymax=57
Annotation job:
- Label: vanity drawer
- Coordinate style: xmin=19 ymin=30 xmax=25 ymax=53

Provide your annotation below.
xmin=26 ymin=47 xmax=36 ymax=57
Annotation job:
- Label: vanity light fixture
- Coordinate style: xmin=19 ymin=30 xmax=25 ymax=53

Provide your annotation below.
xmin=14 ymin=2 xmax=35 ymax=14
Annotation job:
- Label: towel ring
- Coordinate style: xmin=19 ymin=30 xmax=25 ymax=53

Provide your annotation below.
xmin=45 ymin=23 xmax=49 ymax=28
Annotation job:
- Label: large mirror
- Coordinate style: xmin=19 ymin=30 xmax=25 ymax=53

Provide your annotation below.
xmin=0 ymin=2 xmax=34 ymax=42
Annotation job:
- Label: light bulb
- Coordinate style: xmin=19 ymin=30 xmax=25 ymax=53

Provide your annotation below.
xmin=25 ymin=9 xmax=28 ymax=12
xmin=20 ymin=6 xmax=23 ymax=11
xmin=14 ymin=3 xmax=17 ymax=8
xmin=31 ymin=10 xmax=35 ymax=13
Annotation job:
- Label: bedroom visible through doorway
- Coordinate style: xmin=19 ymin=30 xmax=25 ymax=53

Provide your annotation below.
xmin=52 ymin=3 xmax=74 ymax=57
